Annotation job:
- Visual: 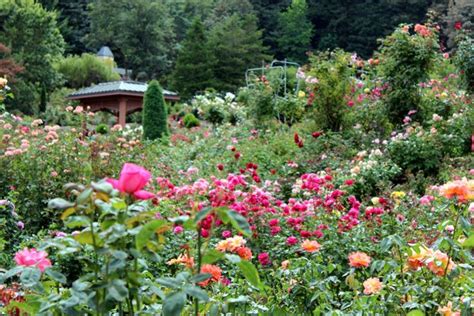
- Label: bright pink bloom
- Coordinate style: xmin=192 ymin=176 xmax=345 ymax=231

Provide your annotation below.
xmin=107 ymin=163 xmax=154 ymax=199
xmin=14 ymin=248 xmax=52 ymax=272
xmin=258 ymin=252 xmax=271 ymax=266
xmin=222 ymin=230 xmax=232 ymax=238
xmin=287 ymin=236 xmax=298 ymax=245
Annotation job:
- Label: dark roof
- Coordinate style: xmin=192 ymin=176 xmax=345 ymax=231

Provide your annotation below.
xmin=97 ymin=46 xmax=114 ymax=58
xmin=68 ymin=81 xmax=178 ymax=99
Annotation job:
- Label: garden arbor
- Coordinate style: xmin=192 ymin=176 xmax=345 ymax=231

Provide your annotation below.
xmin=68 ymin=81 xmax=179 ymax=126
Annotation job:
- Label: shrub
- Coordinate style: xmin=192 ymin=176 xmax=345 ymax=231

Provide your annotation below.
xmin=455 ymin=35 xmax=474 ymax=94
xmin=183 ymin=112 xmax=200 ymax=128
xmin=56 ymin=53 xmax=120 ymax=89
xmin=378 ymin=24 xmax=438 ymax=124
xmin=142 ymin=80 xmax=169 ymax=140
xmin=307 ymin=49 xmax=355 ymax=132
xmin=95 ymin=123 xmax=109 ymax=134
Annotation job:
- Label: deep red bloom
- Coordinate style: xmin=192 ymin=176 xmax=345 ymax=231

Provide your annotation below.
xmin=217 ymin=163 xmax=224 ymax=171
xmin=454 ymin=21 xmax=462 ymax=30
xmin=312 ymin=131 xmax=322 ymax=138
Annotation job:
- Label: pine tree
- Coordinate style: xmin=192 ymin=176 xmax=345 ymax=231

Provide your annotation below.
xmin=142 ymin=80 xmax=169 ymax=140
xmin=277 ymin=0 xmax=313 ymax=63
xmin=172 ymin=18 xmax=215 ymax=99
xmin=208 ymin=14 xmax=269 ymax=92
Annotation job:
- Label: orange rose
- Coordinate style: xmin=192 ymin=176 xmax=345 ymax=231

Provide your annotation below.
xmin=426 ymin=250 xmax=456 ymax=276
xmin=198 ymin=264 xmax=222 ymax=286
xmin=301 ymin=240 xmax=321 ymax=253
xmin=235 ymin=246 xmax=252 ymax=260
xmin=348 ymin=251 xmax=371 ymax=268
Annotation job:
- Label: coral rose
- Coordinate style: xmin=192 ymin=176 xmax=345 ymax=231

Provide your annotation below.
xmin=198 ymin=264 xmax=222 ymax=286
xmin=301 ymin=240 xmax=321 ymax=253
xmin=348 ymin=251 xmax=371 ymax=268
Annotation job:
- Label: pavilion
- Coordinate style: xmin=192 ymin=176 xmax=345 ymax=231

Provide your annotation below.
xmin=68 ymin=81 xmax=180 ymax=126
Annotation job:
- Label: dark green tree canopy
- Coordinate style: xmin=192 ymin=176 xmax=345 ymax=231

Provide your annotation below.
xmin=172 ymin=18 xmax=215 ymax=99
xmin=208 ymin=13 xmax=270 ymax=92
xmin=0 ymin=0 xmax=65 ymax=113
xmin=277 ymin=0 xmax=314 ymax=63
xmin=87 ymin=0 xmax=175 ymax=80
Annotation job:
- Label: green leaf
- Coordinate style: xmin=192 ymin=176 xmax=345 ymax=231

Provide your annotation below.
xmin=74 ymin=231 xmax=100 ymax=246
xmin=225 ymin=254 xmax=241 ymax=264
xmin=184 ymin=285 xmax=209 ymax=302
xmin=202 ymin=249 xmax=225 ymax=264
xmin=91 ymin=181 xmax=113 ymax=194
xmin=44 ymin=268 xmax=66 ymax=284
xmin=407 ymin=310 xmax=425 ymax=316
xmin=1 ymin=266 xmax=23 ymax=281
xmin=194 ymin=207 xmax=213 ymax=223
xmin=106 ymin=279 xmax=129 ymax=302
xmin=226 ymin=210 xmax=251 ymax=237
xmin=463 ymin=233 xmax=474 ymax=248
xmin=20 ymin=267 xmax=42 ymax=287
xmin=237 ymin=260 xmax=262 ymax=290
xmin=162 ymin=291 xmax=186 ymax=316
xmin=156 ymin=277 xmax=181 ymax=289
xmin=48 ymin=198 xmax=74 ymax=210
xmin=77 ymin=187 xmax=93 ymax=204
xmin=65 ymin=216 xmax=91 ymax=228
xmin=60 ymin=207 xmax=76 ymax=220
xmin=189 ymin=273 xmax=212 ymax=283
xmin=136 ymin=219 xmax=169 ymax=250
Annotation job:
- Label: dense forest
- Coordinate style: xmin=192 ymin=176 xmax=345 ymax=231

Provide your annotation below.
xmin=0 ymin=0 xmax=473 ymax=112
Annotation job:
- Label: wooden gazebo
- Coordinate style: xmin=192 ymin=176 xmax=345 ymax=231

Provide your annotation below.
xmin=68 ymin=81 xmax=180 ymax=126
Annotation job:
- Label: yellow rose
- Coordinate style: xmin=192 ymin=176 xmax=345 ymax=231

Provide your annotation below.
xmin=298 ymin=91 xmax=306 ymax=98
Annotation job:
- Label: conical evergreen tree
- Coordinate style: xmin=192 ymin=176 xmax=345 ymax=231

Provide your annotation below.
xmin=142 ymin=80 xmax=168 ymax=140
xmin=277 ymin=0 xmax=313 ymax=63
xmin=172 ymin=18 xmax=215 ymax=99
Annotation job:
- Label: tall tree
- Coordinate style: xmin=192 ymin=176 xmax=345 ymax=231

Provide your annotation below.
xmin=208 ymin=14 xmax=270 ymax=92
xmin=172 ymin=18 xmax=215 ymax=99
xmin=0 ymin=0 xmax=65 ymax=114
xmin=87 ymin=0 xmax=175 ymax=80
xmin=277 ymin=0 xmax=313 ymax=63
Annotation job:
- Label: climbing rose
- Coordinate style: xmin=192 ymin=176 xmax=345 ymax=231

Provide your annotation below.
xmin=14 ymin=248 xmax=52 ymax=272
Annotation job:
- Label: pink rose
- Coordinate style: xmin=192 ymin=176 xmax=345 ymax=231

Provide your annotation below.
xmin=14 ymin=248 xmax=52 ymax=272
xmin=107 ymin=163 xmax=154 ymax=200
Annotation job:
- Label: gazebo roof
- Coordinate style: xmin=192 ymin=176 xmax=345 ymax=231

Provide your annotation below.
xmin=68 ymin=81 xmax=178 ymax=99
xmin=97 ymin=46 xmax=114 ymax=58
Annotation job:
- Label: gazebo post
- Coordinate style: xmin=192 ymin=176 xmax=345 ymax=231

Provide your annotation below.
xmin=118 ymin=97 xmax=127 ymax=127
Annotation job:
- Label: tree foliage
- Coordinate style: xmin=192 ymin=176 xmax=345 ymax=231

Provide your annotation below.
xmin=87 ymin=0 xmax=175 ymax=80
xmin=208 ymin=14 xmax=269 ymax=92
xmin=172 ymin=19 xmax=215 ymax=99
xmin=0 ymin=0 xmax=65 ymax=114
xmin=56 ymin=54 xmax=120 ymax=89
xmin=143 ymin=80 xmax=169 ymax=140
xmin=277 ymin=0 xmax=313 ymax=63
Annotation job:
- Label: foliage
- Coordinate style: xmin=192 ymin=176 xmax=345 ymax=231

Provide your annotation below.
xmin=143 ymin=80 xmax=169 ymax=140
xmin=455 ymin=35 xmax=474 ymax=94
xmin=183 ymin=113 xmax=200 ymax=129
xmin=208 ymin=13 xmax=269 ymax=92
xmin=277 ymin=0 xmax=314 ymax=64
xmin=56 ymin=53 xmax=120 ymax=89
xmin=0 ymin=0 xmax=65 ymax=114
xmin=378 ymin=24 xmax=439 ymax=125
xmin=307 ymin=49 xmax=355 ymax=132
xmin=87 ymin=0 xmax=175 ymax=80
xmin=172 ymin=18 xmax=215 ymax=100
xmin=190 ymin=92 xmax=246 ymax=125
